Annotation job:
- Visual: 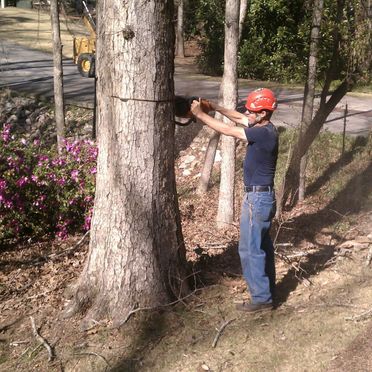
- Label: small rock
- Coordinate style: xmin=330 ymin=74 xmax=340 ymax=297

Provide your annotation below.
xmin=182 ymin=155 xmax=196 ymax=164
xmin=9 ymin=114 xmax=17 ymax=122
xmin=182 ymin=169 xmax=191 ymax=176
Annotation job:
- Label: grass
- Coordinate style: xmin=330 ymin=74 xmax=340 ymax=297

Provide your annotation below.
xmin=273 ymin=128 xmax=371 ymax=202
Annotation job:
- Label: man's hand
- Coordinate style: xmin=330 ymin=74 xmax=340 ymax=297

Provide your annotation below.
xmin=191 ymin=99 xmax=204 ymax=118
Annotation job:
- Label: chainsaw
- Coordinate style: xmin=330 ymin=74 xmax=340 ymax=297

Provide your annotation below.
xmin=174 ymin=95 xmax=212 ymax=126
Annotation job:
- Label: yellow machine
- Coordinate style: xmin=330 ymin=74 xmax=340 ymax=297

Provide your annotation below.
xmin=73 ymin=1 xmax=96 ymax=78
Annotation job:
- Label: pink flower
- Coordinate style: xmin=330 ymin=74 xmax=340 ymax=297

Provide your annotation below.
xmin=2 ymin=124 xmax=11 ymax=142
xmin=84 ymin=211 xmax=92 ymax=230
xmin=0 ymin=179 xmax=6 ymax=191
xmin=16 ymin=176 xmax=29 ymax=187
xmin=4 ymin=200 xmax=13 ymax=209
xmin=71 ymin=169 xmax=79 ymax=182
xmin=57 ymin=177 xmax=66 ymax=186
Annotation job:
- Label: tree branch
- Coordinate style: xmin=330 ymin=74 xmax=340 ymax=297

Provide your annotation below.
xmin=30 ymin=316 xmax=54 ymax=362
xmin=212 ymin=318 xmax=236 ymax=348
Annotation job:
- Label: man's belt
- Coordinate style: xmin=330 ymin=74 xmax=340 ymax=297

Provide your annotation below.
xmin=244 ymin=185 xmax=274 ymax=193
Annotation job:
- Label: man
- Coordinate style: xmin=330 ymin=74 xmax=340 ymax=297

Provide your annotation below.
xmin=191 ymin=88 xmax=278 ymax=312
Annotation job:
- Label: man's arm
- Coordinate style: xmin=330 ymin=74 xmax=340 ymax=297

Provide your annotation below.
xmin=191 ymin=100 xmax=247 ymax=141
xmin=208 ymin=101 xmax=249 ymax=127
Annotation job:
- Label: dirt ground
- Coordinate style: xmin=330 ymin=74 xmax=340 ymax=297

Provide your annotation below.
xmin=1 ymin=8 xmax=372 ymax=372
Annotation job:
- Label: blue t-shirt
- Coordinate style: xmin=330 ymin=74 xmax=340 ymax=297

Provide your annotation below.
xmin=243 ymin=123 xmax=278 ymax=187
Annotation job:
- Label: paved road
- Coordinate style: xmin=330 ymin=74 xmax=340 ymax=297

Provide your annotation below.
xmin=1 ymin=41 xmax=371 ymax=136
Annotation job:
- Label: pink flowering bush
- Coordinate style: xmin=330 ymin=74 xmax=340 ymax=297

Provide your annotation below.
xmin=0 ymin=123 xmax=97 ymax=243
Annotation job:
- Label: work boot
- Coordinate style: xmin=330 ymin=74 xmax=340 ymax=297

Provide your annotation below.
xmin=236 ymin=302 xmax=273 ymax=313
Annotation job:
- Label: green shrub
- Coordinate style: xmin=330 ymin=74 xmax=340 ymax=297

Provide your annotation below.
xmin=0 ymin=124 xmax=97 ymax=243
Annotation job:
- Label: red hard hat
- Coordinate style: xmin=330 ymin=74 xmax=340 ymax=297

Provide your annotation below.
xmin=245 ymin=88 xmax=277 ymax=112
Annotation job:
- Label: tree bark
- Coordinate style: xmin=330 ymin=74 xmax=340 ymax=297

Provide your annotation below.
xmin=298 ymin=0 xmax=324 ymax=201
xmin=50 ymin=0 xmax=65 ymax=153
xmin=65 ymin=0 xmax=188 ymax=328
xmin=176 ymin=0 xmax=185 ymax=57
xmin=238 ymin=0 xmax=248 ymax=41
xmin=216 ymin=0 xmax=240 ymax=228
xmin=197 ymin=0 xmax=246 ymax=196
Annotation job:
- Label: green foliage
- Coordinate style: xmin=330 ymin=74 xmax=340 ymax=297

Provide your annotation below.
xmin=239 ymin=0 xmax=309 ymax=82
xmin=189 ymin=0 xmax=371 ymax=85
xmin=275 ymin=128 xmax=371 ymax=201
xmin=191 ymin=0 xmax=226 ymax=75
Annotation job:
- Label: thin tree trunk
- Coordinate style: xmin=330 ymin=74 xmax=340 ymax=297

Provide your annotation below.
xmin=278 ymin=76 xmax=357 ymax=213
xmin=298 ymin=0 xmax=324 ymax=201
xmin=196 ymin=129 xmax=220 ymax=195
xmin=197 ymin=0 xmax=246 ymax=196
xmin=50 ymin=0 xmax=65 ymax=152
xmin=64 ymin=0 xmax=188 ymax=329
xmin=277 ymin=0 xmax=344 ymax=212
xmin=239 ymin=0 xmax=248 ymax=41
xmin=216 ymin=0 xmax=240 ymax=228
xmin=176 ymin=0 xmax=185 ymax=57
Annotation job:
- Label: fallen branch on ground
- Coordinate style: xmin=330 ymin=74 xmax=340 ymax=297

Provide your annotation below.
xmin=118 ymin=290 xmax=200 ymax=327
xmin=212 ymin=318 xmax=236 ymax=348
xmin=30 ymin=316 xmax=54 ymax=361
xmin=30 ymin=231 xmax=90 ymax=266
xmin=345 ymin=308 xmax=372 ymax=322
xmin=275 ymin=251 xmax=312 ymax=286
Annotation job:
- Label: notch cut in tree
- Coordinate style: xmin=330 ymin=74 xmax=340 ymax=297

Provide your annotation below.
xmin=64 ymin=0 xmax=189 ymax=329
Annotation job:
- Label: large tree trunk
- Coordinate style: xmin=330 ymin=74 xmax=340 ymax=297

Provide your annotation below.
xmin=216 ymin=0 xmax=240 ymax=228
xmin=298 ymin=0 xmax=324 ymax=201
xmin=50 ymin=0 xmax=65 ymax=153
xmin=65 ymin=0 xmax=188 ymax=329
xmin=197 ymin=0 xmax=246 ymax=196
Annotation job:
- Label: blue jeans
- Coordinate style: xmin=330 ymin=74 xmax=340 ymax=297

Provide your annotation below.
xmin=238 ymin=191 xmax=276 ymax=304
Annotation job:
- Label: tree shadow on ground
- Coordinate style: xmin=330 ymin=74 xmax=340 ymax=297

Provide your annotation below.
xmin=275 ymin=160 xmax=371 ymax=304
xmin=189 ymin=160 xmax=372 ymax=307
xmin=306 ymin=136 xmax=368 ymax=197
xmin=0 ymin=16 xmax=33 ymax=26
xmin=109 ymin=309 xmax=184 ymax=371
xmin=107 ymin=162 xmax=371 ymax=371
